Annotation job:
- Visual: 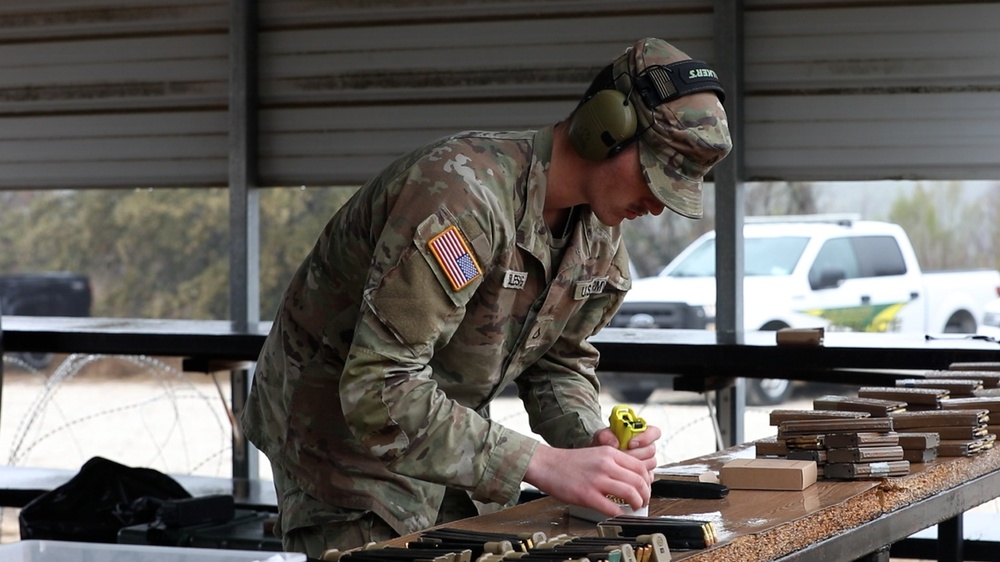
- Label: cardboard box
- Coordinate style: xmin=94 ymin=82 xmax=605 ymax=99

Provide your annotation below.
xmin=720 ymin=458 xmax=817 ymax=491
xmin=776 ymin=327 xmax=824 ymax=347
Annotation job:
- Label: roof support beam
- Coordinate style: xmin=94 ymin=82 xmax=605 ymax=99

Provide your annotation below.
xmin=228 ymin=0 xmax=260 ymax=481
xmin=713 ymin=0 xmax=746 ymax=448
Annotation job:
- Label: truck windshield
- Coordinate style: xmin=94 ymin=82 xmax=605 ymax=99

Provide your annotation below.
xmin=665 ymin=236 xmax=810 ymax=277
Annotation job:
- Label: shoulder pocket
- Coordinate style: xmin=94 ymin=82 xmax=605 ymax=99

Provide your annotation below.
xmin=365 ymin=208 xmax=487 ymax=353
xmin=414 ymin=208 xmax=490 ymax=307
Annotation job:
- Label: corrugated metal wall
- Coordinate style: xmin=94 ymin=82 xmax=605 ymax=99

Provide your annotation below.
xmin=0 ymin=0 xmax=231 ymax=189
xmin=255 ymin=0 xmax=716 ymax=187
xmin=0 ymin=0 xmax=998 ymax=191
xmin=744 ymin=0 xmax=1000 ymax=181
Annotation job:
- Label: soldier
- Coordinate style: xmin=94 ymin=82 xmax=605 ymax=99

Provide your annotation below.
xmin=241 ymin=37 xmax=731 ymax=557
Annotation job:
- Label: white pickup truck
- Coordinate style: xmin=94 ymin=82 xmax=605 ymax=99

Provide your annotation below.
xmin=980 ymin=298 xmax=1000 ymax=340
xmin=603 ymin=217 xmax=1000 ymax=405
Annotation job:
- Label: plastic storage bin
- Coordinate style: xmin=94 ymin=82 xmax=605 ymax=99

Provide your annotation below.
xmin=0 ymin=540 xmax=305 ymax=562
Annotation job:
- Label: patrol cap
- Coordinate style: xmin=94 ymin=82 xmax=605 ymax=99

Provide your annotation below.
xmin=612 ymin=38 xmax=733 ymax=219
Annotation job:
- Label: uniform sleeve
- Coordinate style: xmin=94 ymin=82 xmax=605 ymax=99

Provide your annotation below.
xmin=516 ymin=240 xmax=633 ymax=448
xmin=339 ymin=144 xmax=538 ymax=506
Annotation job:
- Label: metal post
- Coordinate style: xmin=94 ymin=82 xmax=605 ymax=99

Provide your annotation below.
xmin=228 ymin=0 xmax=260 ymax=481
xmin=0 ymin=307 xmax=4 ymax=436
xmin=937 ymin=515 xmax=964 ymax=562
xmin=713 ymin=0 xmax=746 ymax=447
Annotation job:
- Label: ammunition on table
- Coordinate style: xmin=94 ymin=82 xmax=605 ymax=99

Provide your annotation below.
xmin=825 ymin=445 xmax=905 ymax=464
xmin=823 ymin=432 xmax=900 ymax=449
xmin=824 ymin=460 xmax=910 ymax=479
xmin=813 ymin=395 xmax=907 ymax=417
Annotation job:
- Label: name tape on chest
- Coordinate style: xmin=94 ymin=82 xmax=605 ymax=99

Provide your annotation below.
xmin=428 ymin=225 xmax=482 ymax=291
xmin=502 ymin=270 xmax=528 ymax=289
xmin=574 ymin=277 xmax=608 ymax=300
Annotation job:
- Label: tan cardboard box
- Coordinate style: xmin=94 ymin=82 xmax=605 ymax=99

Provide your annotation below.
xmin=720 ymin=458 xmax=818 ymax=491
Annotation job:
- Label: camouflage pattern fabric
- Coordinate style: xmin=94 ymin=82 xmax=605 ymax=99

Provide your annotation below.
xmin=614 ymin=37 xmax=732 ymax=219
xmin=279 ymin=508 xmax=395 ymax=559
xmin=240 ymin=125 xmax=632 ymax=543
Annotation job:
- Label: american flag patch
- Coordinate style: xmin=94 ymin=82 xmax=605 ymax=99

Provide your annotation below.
xmin=428 ymin=225 xmax=482 ymax=291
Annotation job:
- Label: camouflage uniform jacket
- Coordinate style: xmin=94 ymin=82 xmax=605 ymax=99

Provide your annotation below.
xmin=241 ymin=125 xmax=633 ymax=536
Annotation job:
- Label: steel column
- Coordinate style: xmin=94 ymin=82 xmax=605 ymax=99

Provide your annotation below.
xmin=712 ymin=0 xmax=746 ymax=447
xmin=228 ymin=0 xmax=260 ymax=481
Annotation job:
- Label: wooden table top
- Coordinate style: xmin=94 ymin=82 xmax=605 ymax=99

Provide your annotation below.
xmin=386 ymin=442 xmax=1000 ymax=562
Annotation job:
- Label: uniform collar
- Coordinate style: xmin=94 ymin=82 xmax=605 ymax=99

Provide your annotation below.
xmin=515 ymin=125 xmax=554 ymax=260
xmin=517 ymin=126 xmax=615 ymax=276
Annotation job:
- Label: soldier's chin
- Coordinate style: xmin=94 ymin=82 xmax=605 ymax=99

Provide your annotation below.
xmin=595 ymin=211 xmax=625 ymax=227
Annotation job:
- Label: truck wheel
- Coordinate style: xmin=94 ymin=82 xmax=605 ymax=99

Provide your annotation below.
xmin=747 ymin=378 xmax=793 ymax=406
xmin=749 ymin=322 xmax=796 ymax=405
xmin=944 ymin=311 xmax=976 ymax=333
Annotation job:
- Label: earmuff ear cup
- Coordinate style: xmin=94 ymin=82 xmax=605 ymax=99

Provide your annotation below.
xmin=567 ymin=89 xmax=638 ymax=161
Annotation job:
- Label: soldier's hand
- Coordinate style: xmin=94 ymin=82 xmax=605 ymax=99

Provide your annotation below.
xmin=523 ymin=444 xmax=652 ymax=517
xmin=591 ymin=424 xmax=662 ymax=473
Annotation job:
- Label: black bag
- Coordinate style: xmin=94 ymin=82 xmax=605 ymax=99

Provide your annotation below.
xmin=18 ymin=456 xmax=192 ymax=543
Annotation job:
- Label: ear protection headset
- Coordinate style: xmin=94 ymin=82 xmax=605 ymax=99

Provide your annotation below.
xmin=568 ymin=86 xmax=637 ymax=161
xmin=568 ymin=59 xmax=726 ymax=161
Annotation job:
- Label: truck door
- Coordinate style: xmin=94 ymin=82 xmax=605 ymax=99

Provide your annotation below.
xmin=799 ymin=235 xmax=922 ymax=332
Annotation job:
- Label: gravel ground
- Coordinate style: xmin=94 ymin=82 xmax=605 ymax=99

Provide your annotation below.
xmin=1 ymin=354 xmax=993 ymax=560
